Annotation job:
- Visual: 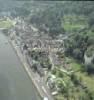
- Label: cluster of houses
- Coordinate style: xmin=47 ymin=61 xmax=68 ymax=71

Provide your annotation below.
xmin=9 ymin=18 xmax=67 ymax=94
xmin=12 ymin=18 xmax=64 ymax=51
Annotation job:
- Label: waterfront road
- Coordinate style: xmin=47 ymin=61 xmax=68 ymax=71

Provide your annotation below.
xmin=0 ymin=32 xmax=41 ymax=100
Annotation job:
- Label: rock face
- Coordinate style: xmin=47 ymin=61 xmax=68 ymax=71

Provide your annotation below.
xmin=84 ymin=54 xmax=94 ymax=65
xmin=84 ymin=46 xmax=94 ymax=66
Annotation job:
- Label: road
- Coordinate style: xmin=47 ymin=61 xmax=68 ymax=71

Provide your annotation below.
xmin=0 ymin=31 xmax=41 ymax=100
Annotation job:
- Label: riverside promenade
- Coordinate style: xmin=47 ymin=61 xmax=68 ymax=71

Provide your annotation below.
xmin=9 ymin=37 xmax=54 ymax=100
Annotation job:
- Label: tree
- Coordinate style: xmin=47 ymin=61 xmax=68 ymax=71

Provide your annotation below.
xmin=70 ymin=73 xmax=80 ymax=86
xmin=73 ymin=48 xmax=83 ymax=61
xmin=58 ymin=71 xmax=64 ymax=78
xmin=86 ymin=63 xmax=94 ymax=75
xmin=15 ymin=7 xmax=30 ymax=17
xmin=30 ymin=2 xmax=64 ymax=38
xmin=51 ymin=68 xmax=57 ymax=75
xmin=88 ymin=12 xmax=94 ymax=27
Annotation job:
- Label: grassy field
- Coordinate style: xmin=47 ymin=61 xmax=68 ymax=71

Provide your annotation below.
xmin=0 ymin=18 xmax=13 ymax=29
xmin=76 ymin=72 xmax=94 ymax=93
xmin=63 ymin=15 xmax=88 ymax=32
xmin=54 ymin=56 xmax=94 ymax=100
xmin=67 ymin=57 xmax=94 ymax=94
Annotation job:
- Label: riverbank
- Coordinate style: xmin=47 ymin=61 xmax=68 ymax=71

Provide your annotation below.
xmin=0 ymin=31 xmax=42 ymax=100
xmin=8 ymin=37 xmax=54 ymax=100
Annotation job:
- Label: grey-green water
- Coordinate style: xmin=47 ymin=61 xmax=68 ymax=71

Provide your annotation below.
xmin=0 ymin=32 xmax=41 ymax=100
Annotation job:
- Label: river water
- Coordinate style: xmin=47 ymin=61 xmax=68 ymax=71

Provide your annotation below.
xmin=0 ymin=32 xmax=41 ymax=100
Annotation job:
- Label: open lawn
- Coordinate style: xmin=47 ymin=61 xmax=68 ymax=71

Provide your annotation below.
xmin=0 ymin=19 xmax=13 ymax=29
xmin=63 ymin=15 xmax=88 ymax=32
xmin=76 ymin=72 xmax=94 ymax=93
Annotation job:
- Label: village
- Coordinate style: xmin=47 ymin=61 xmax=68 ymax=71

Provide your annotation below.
xmin=8 ymin=17 xmax=72 ymax=98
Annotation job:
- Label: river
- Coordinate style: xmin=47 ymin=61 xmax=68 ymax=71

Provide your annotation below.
xmin=0 ymin=31 xmax=41 ymax=100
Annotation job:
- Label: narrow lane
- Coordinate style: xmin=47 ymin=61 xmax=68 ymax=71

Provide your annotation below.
xmin=0 ymin=32 xmax=41 ymax=100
